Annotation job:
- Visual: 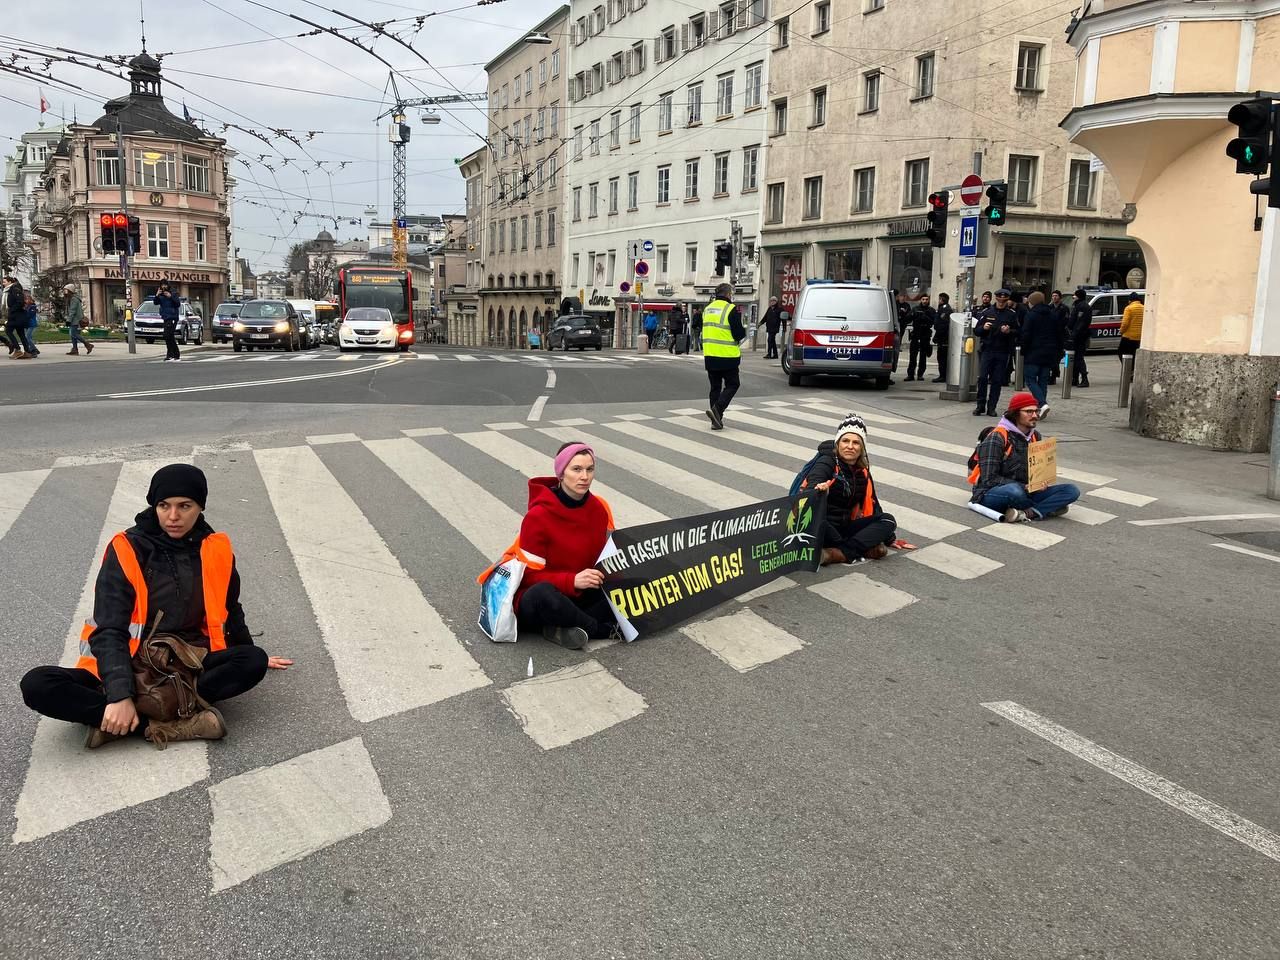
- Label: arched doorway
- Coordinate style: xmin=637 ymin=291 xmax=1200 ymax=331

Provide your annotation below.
xmin=518 ymin=308 xmax=528 ymax=349
xmin=487 ymin=307 xmax=496 ymax=346
xmin=495 ymin=307 xmax=505 ymax=348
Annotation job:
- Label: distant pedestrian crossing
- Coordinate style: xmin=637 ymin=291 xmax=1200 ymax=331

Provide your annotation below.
xmin=0 ymin=397 xmax=1157 ymax=891
xmin=153 ymin=350 xmax=693 ymax=366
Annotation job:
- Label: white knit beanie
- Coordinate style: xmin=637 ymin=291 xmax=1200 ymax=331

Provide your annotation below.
xmin=835 ymin=414 xmax=868 ymax=445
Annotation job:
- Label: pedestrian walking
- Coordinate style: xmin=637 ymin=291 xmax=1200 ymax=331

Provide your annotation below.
xmin=667 ymin=304 xmax=686 ymax=353
xmin=690 ymin=306 xmax=703 ymax=352
xmin=1019 ymin=291 xmax=1063 ymax=418
xmin=905 ymin=295 xmax=936 ymax=381
xmin=1068 ymin=289 xmax=1092 ymax=387
xmin=973 ymin=289 xmax=1020 ymax=417
xmin=64 ymin=285 xmax=94 ymax=355
xmin=762 ymin=296 xmax=784 ymax=360
xmin=702 ymin=282 xmax=745 ymax=431
xmin=642 ymin=310 xmax=658 ymax=348
xmin=968 ymin=392 xmax=1081 ymax=522
xmin=1119 ymin=292 xmax=1143 ymax=357
xmin=799 ymin=414 xmax=898 ymax=566
xmin=932 ymin=292 xmax=953 ymax=383
xmin=22 ymin=294 xmax=40 ymax=357
xmin=3 ymin=275 xmax=31 ymax=359
xmin=1047 ymin=291 xmax=1069 ymax=385
xmin=154 ymin=283 xmax=181 ymax=361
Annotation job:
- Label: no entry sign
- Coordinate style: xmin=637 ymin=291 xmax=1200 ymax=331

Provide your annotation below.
xmin=960 ymin=174 xmax=983 ymax=207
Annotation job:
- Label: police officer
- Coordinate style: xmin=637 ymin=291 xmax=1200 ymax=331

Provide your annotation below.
xmin=702 ymin=282 xmax=746 ymax=431
xmin=906 ymin=295 xmax=936 ymax=382
xmin=931 ymin=292 xmax=953 ymax=383
xmin=973 ymin=288 xmax=1021 ymax=417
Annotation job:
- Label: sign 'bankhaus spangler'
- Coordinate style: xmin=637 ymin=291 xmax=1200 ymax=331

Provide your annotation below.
xmin=599 ymin=492 xmax=828 ymax=641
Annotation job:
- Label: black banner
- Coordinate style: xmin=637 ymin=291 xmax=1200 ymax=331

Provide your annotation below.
xmin=600 ymin=492 xmax=827 ymax=640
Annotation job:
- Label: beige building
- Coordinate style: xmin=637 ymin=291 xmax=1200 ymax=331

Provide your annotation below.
xmin=28 ymin=53 xmax=231 ymax=323
xmin=761 ymin=0 xmax=1139 ymax=317
xmin=449 ymin=147 xmax=487 ymax=345
xmin=479 ymin=5 xmax=569 ymax=348
xmin=1063 ymin=0 xmax=1280 ymax=451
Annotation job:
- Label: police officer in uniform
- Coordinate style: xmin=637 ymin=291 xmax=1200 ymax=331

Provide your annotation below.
xmin=702 ymin=282 xmax=746 ymax=431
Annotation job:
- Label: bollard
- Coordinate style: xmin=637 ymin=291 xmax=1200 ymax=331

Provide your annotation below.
xmin=1061 ymin=357 xmax=1074 ymax=399
xmin=1268 ymin=382 xmax=1280 ymax=501
xmin=1118 ymin=354 xmax=1135 ymax=407
xmin=638 ymin=333 xmax=650 ymax=355
xmin=1014 ymin=347 xmax=1025 ymax=390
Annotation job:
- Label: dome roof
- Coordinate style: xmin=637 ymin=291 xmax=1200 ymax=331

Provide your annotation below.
xmin=315 ymin=229 xmax=335 ymax=243
xmin=129 ymin=52 xmax=162 ymax=73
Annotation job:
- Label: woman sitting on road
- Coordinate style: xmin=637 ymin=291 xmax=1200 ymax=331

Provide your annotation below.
xmin=802 ymin=414 xmax=898 ymax=565
xmin=515 ymin=441 xmax=618 ymax=650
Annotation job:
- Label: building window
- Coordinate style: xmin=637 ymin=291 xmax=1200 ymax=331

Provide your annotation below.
xmin=772 ymin=98 xmax=788 ymax=136
xmin=766 ymin=182 xmax=785 ymax=223
xmin=147 ymin=222 xmax=169 ymax=258
xmin=134 ymin=150 xmax=176 ymax=189
xmin=552 ymin=49 xmax=560 ymax=78
xmin=742 ymin=145 xmax=759 ymax=192
xmin=572 ymin=253 xmax=580 ymax=285
xmin=510 ymin=220 xmax=517 ymax=250
xmin=536 ymin=108 xmax=546 ymax=142
xmin=811 ymin=87 xmax=827 ymax=127
xmin=590 ymin=120 xmax=601 ymax=155
xmin=607 ymin=251 xmax=617 ymax=285
xmin=610 ymin=111 xmax=621 ymax=149
xmin=687 ymin=82 xmax=703 ymax=126
xmin=525 ymin=67 xmax=533 ymax=92
xmin=534 ymin=212 xmax=543 ymax=248
xmin=589 ymin=182 xmax=599 ymax=217
xmin=573 ymin=186 xmax=582 ymax=221
xmin=915 ymin=54 xmax=935 ymax=100
xmin=744 ymin=61 xmax=763 ymax=110
xmin=814 ymin=1 xmax=830 ymax=34
xmin=550 ymin=102 xmax=559 ymax=139
xmin=629 ymin=103 xmax=642 ymax=141
xmin=825 ymin=248 xmax=864 ymax=282
xmin=685 ymin=158 xmax=699 ymax=200
xmin=548 ymin=211 xmax=557 ymax=247
xmin=659 ymin=26 xmax=676 ymax=63
xmin=521 ymin=216 xmax=529 ymax=250
xmin=854 ymin=166 xmax=876 ymax=212
xmin=574 ymin=126 xmax=584 ymax=160
xmin=716 ymin=73 xmax=734 ymax=118
xmin=658 ymin=92 xmax=673 ymax=133
xmin=610 ymin=51 xmax=625 ymax=85
xmin=194 ymin=225 xmax=207 ymax=261
xmin=1068 ymin=159 xmax=1097 ymax=209
xmin=866 ymin=0 xmax=884 ymax=10
xmin=548 ymin=155 xmax=558 ymax=188
xmin=657 ymin=164 xmax=671 ymax=203
xmin=608 ymin=177 xmax=620 ymax=215
xmin=685 ymin=244 xmax=698 ymax=278
xmin=657 ymin=245 xmax=669 ymax=279
xmin=627 ymin=171 xmax=639 ymax=210
xmin=862 ymin=71 xmax=881 ymax=113
xmin=714 ymin=152 xmax=730 ymax=196
xmin=630 ymin=41 xmax=646 ymax=76
xmin=539 ymin=59 xmax=548 ymax=85
xmin=95 ymin=149 xmax=120 ymax=187
xmin=775 ymin=17 xmax=789 ymax=48
xmin=688 ymin=13 xmax=707 ymax=48
xmin=592 ymin=62 xmax=604 ymax=93
xmin=1016 ymin=43 xmax=1043 ymax=91
xmin=514 ymin=74 xmax=521 ymax=102
xmin=1008 ymin=155 xmax=1038 ymax=204
xmin=803 ymin=176 xmax=823 ymax=219
xmin=904 ymin=158 xmax=929 ymax=207
xmin=489 ymin=221 xmax=497 ymax=252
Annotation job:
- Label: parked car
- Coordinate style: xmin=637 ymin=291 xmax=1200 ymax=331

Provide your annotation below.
xmin=547 ymin=315 xmax=603 ymax=351
xmin=1081 ymin=288 xmax=1145 ymax=351
xmin=338 ymin=306 xmax=399 ymax=352
xmin=134 ymin=299 xmax=204 ymax=346
xmin=781 ymin=280 xmax=898 ymax=390
xmin=232 ymin=299 xmax=302 ymax=351
xmin=211 ymin=301 xmax=242 ymax=344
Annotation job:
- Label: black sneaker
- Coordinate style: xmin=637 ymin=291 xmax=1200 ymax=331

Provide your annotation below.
xmin=706 ymin=407 xmax=724 ymax=430
xmin=542 ymin=625 xmax=589 ymax=650
xmin=972 ymin=407 xmax=985 ymax=416
xmin=932 ymin=376 xmax=946 ymax=383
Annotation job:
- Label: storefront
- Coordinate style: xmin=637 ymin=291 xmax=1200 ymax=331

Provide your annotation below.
xmin=90 ymin=266 xmax=226 ymax=327
xmin=884 ymin=217 xmax=933 ymax=298
xmin=770 ymin=253 xmax=804 ymax=316
xmin=1097 ymin=242 xmax=1146 ymax=289
xmin=1000 ymin=243 xmax=1058 ymax=295
xmin=823 ymin=246 xmax=866 ymax=282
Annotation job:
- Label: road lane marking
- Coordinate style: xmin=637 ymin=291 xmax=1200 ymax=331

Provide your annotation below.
xmin=545 ymin=369 xmax=556 ymax=389
xmin=255 ymin=445 xmax=489 ymax=723
xmin=192 ymin=442 xmax=253 ymax=455
xmin=484 ymin=422 xmax=528 ymax=431
xmin=1130 ymin=513 xmax=1280 ymax=527
xmin=208 ymin=737 xmax=391 ymax=893
xmin=669 ymin=408 xmax=705 ymax=416
xmin=14 ymin=458 xmax=208 ymax=844
xmin=527 ymin=395 xmax=549 ymax=422
xmin=982 ymin=700 xmax=1280 ymax=864
xmin=306 ymin=433 xmax=360 ymax=446
xmin=798 ymin=399 xmax=912 ymax=425
xmin=808 ymin=572 xmax=917 ymax=619
xmin=1087 ymin=486 xmax=1156 ymax=507
xmin=614 ymin=413 xmax=653 ymax=421
xmin=0 ymin=469 xmax=50 ymax=543
xmin=551 ymin=418 xmax=592 ymax=426
xmin=99 ymin=357 xmax=402 ymax=398
xmin=979 ymin=521 xmax=1064 ymax=550
xmin=1061 ymin=503 xmax=1115 ymax=525
xmin=501 ymin=659 xmax=647 ymax=750
xmin=1212 ymin=542 xmax=1280 ymax=564
xmin=681 ymin=608 xmax=806 ymax=673
xmin=907 ymin=541 xmax=1003 ymax=579
xmin=736 ymin=576 xmax=798 ymax=603
xmin=401 ymin=427 xmax=448 ymax=437
xmin=455 ymin=354 xmax=478 ymax=361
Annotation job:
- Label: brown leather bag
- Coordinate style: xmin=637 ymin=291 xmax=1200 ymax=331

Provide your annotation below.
xmin=131 ymin=612 xmax=211 ymax=722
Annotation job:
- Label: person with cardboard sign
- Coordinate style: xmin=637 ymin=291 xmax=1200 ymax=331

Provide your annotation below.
xmin=967 ymin=392 xmax=1080 ymax=523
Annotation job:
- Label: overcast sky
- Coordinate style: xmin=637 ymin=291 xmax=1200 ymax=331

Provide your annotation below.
xmin=0 ymin=0 xmax=563 ymax=270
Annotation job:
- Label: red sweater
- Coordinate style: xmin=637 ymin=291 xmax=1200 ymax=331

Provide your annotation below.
xmin=515 ymin=478 xmax=613 ymax=607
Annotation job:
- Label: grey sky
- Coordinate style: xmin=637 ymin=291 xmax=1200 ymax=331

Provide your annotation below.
xmin=0 ymin=0 xmax=562 ymax=270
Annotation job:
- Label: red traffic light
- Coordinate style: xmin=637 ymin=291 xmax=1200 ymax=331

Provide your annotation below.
xmin=928 ymin=191 xmax=949 ymax=210
xmin=100 ymin=213 xmax=115 ymax=228
xmin=112 ymin=212 xmax=128 ymax=228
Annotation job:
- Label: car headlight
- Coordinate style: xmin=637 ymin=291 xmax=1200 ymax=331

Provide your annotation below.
xmin=274 ymin=321 xmax=291 ymax=333
xmin=232 ymin=322 xmax=245 ymax=332
xmin=340 ymin=324 xmax=352 ymax=336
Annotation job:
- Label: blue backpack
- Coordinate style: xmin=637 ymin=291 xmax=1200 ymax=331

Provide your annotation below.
xmin=789 ymin=453 xmax=824 ymax=498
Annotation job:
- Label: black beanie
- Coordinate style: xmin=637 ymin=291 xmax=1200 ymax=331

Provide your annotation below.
xmin=146 ymin=463 xmax=208 ymax=509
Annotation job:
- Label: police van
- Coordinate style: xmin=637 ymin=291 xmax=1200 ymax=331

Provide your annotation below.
xmin=1079 ymin=287 xmax=1144 ymax=350
xmin=780 ymin=279 xmax=899 ymax=389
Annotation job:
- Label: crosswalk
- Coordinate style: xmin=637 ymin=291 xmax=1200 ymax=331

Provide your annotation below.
xmin=0 ymin=396 xmax=1157 ymax=891
xmin=154 ymin=349 xmax=693 ymax=365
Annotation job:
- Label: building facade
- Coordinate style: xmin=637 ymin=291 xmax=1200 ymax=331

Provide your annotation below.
xmin=2 ymin=124 xmax=70 ymax=288
xmin=26 ymin=53 xmax=231 ymax=324
xmin=449 ymin=147 xmax=487 ymax=345
xmin=562 ymin=0 xmax=772 ymax=341
xmin=480 ymin=5 xmax=570 ymax=348
xmin=761 ymin=0 xmax=1139 ymax=318
xmin=1062 ymin=0 xmax=1280 ymax=452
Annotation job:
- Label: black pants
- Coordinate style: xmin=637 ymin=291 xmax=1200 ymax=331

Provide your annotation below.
xmin=1118 ymin=338 xmax=1139 ymax=358
xmin=821 ymin=514 xmax=897 ymax=560
xmin=1072 ymin=343 xmax=1089 ymax=383
xmin=163 ymin=320 xmax=180 ymax=359
xmin=907 ymin=338 xmax=931 ymax=378
xmin=5 ymin=319 xmax=25 ymax=352
xmin=20 ymin=645 xmax=269 ymax=728
xmin=976 ymin=351 xmax=1009 ymax=412
xmin=935 ymin=339 xmax=949 ymax=379
xmin=517 ymin=582 xmax=615 ymax=639
xmin=707 ymin=366 xmax=740 ymax=414
xmin=765 ymin=329 xmax=779 ymax=358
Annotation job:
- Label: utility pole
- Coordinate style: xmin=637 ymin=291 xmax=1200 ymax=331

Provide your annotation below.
xmin=117 ymin=113 xmax=136 ymax=354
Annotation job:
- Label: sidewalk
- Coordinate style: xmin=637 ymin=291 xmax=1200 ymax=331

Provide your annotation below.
xmin=13 ymin=341 xmax=220 ymax=364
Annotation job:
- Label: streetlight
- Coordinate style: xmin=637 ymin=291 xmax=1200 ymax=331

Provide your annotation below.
xmin=524 ymin=32 xmax=553 ymax=44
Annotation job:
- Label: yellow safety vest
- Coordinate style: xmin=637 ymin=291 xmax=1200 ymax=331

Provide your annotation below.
xmin=700 ymin=299 xmax=740 ymax=359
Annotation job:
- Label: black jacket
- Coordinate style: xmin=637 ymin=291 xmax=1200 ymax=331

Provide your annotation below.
xmin=934 ymin=303 xmax=953 ymax=343
xmin=1020 ymin=303 xmax=1065 ymax=366
xmin=763 ymin=305 xmax=784 ymax=333
xmin=5 ymin=283 xmax=25 ymax=322
xmin=154 ymin=292 xmax=181 ymax=322
xmin=803 ymin=441 xmax=883 ymax=525
xmin=87 ymin=509 xmax=254 ymax=703
xmin=975 ymin=306 xmax=1020 ymax=354
xmin=1068 ymin=299 xmax=1093 ymax=346
xmin=910 ymin=305 xmax=936 ymax=342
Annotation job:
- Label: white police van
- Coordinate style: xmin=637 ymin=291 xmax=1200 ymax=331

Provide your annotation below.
xmin=780 ymin=279 xmax=899 ymax=389
xmin=1079 ymin=287 xmax=1144 ymax=350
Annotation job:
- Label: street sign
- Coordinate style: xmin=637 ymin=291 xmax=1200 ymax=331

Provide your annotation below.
xmin=395 ymin=217 xmax=407 ymax=229
xmin=959 ymin=174 xmax=983 ymax=207
xmin=627 ymin=240 xmax=641 ymax=259
xmin=634 ymin=260 xmax=650 ymax=277
xmin=1089 ymin=155 xmax=1105 ymax=173
xmin=959 ymin=214 xmax=979 ymax=259
xmin=959 ymin=256 xmax=977 ymax=268
xmin=641 ymin=239 xmax=655 ymax=254
xmin=619 ymin=281 xmax=631 ymax=293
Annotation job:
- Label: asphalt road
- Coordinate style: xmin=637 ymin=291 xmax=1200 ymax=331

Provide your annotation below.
xmin=1 ymin=343 xmax=1278 ymax=959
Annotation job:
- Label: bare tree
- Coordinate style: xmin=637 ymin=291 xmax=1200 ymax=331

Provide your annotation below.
xmin=303 ymin=253 xmax=337 ymax=301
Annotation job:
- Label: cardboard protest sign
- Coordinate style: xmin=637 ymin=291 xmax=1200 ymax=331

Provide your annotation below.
xmin=600 ymin=492 xmax=827 ymax=640
xmin=1026 ymin=437 xmax=1058 ymax=493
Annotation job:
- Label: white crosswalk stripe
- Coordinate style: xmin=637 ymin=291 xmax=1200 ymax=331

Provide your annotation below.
xmin=0 ymin=469 xmax=49 ymax=544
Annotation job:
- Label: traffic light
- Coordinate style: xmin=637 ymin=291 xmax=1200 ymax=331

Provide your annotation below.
xmin=714 ymin=241 xmax=734 ymax=277
xmin=983 ymin=183 xmax=1008 ymax=226
xmin=99 ymin=212 xmax=120 ymax=254
xmin=127 ymin=215 xmax=142 ymax=256
xmin=1226 ymin=98 xmax=1273 ymax=175
xmin=925 ymin=191 xmax=950 ymax=248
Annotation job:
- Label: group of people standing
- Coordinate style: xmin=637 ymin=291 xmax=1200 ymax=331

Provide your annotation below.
xmin=2 ymin=279 xmax=95 ymax=359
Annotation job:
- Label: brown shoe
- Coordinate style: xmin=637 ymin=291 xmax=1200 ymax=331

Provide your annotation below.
xmin=85 ymin=726 xmax=125 ymax=750
xmin=144 ymin=707 xmax=227 ymax=751
xmin=866 ymin=544 xmax=890 ymax=560
xmin=820 ymin=547 xmax=847 ymax=566
xmin=85 ymin=341 xmax=94 ymax=354
xmin=66 ymin=348 xmax=80 ymax=355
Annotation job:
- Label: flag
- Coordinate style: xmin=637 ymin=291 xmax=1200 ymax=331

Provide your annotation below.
xmin=183 ymin=102 xmax=193 ymax=123
xmin=39 ymin=91 xmax=48 ymax=114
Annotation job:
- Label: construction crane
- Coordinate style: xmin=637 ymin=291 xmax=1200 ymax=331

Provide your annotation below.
xmin=378 ymin=75 xmax=487 ymax=268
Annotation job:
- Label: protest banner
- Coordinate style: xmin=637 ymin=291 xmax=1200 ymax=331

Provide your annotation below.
xmin=1026 ymin=438 xmax=1058 ymax=493
xmin=599 ymin=491 xmax=827 ymax=640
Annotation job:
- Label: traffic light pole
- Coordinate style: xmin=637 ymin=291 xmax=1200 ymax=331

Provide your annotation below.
xmin=117 ymin=115 xmax=135 ymax=355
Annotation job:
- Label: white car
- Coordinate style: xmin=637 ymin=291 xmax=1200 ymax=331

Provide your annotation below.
xmin=339 ymin=307 xmax=399 ymax=352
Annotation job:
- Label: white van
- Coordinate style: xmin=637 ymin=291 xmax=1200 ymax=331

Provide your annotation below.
xmin=286 ymin=299 xmax=318 ymax=349
xmin=780 ymin=280 xmax=899 ymax=389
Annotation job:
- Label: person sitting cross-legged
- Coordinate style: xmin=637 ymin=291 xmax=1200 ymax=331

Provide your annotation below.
xmin=969 ymin=391 xmax=1080 ymax=523
xmin=802 ymin=414 xmax=898 ymax=565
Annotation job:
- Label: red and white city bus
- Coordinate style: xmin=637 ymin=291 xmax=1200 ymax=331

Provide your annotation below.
xmin=337 ymin=266 xmax=415 ymax=351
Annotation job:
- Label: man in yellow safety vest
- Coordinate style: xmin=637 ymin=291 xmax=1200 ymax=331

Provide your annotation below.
xmin=701 ymin=282 xmax=746 ymax=430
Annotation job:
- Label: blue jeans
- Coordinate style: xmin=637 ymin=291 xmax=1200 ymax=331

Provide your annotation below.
xmin=1024 ymin=363 xmax=1052 ymax=406
xmin=977 ymin=482 xmax=1081 ymax=519
xmin=69 ymin=324 xmax=86 ymax=349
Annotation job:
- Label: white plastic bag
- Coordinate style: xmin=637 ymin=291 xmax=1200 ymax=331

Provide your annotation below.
xmin=477 ymin=542 xmax=544 ymax=643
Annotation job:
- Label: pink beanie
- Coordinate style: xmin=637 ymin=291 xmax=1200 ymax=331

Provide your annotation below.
xmin=554 ymin=443 xmax=594 ymax=477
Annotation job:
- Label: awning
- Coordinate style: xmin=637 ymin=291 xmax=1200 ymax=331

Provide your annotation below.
xmin=992 ymin=231 xmax=1075 ymax=242
xmin=629 ymin=302 xmax=677 ymax=311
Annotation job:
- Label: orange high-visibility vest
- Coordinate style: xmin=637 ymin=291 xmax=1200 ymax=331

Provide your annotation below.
xmin=850 ymin=468 xmax=876 ymax=520
xmin=76 ymin=531 xmax=234 ymax=678
xmin=476 ymin=494 xmax=616 ymax=584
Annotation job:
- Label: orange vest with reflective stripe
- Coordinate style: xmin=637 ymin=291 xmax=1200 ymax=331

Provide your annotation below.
xmin=77 ymin=531 xmax=235 ymax=678
xmin=850 ymin=467 xmax=876 ymax=520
